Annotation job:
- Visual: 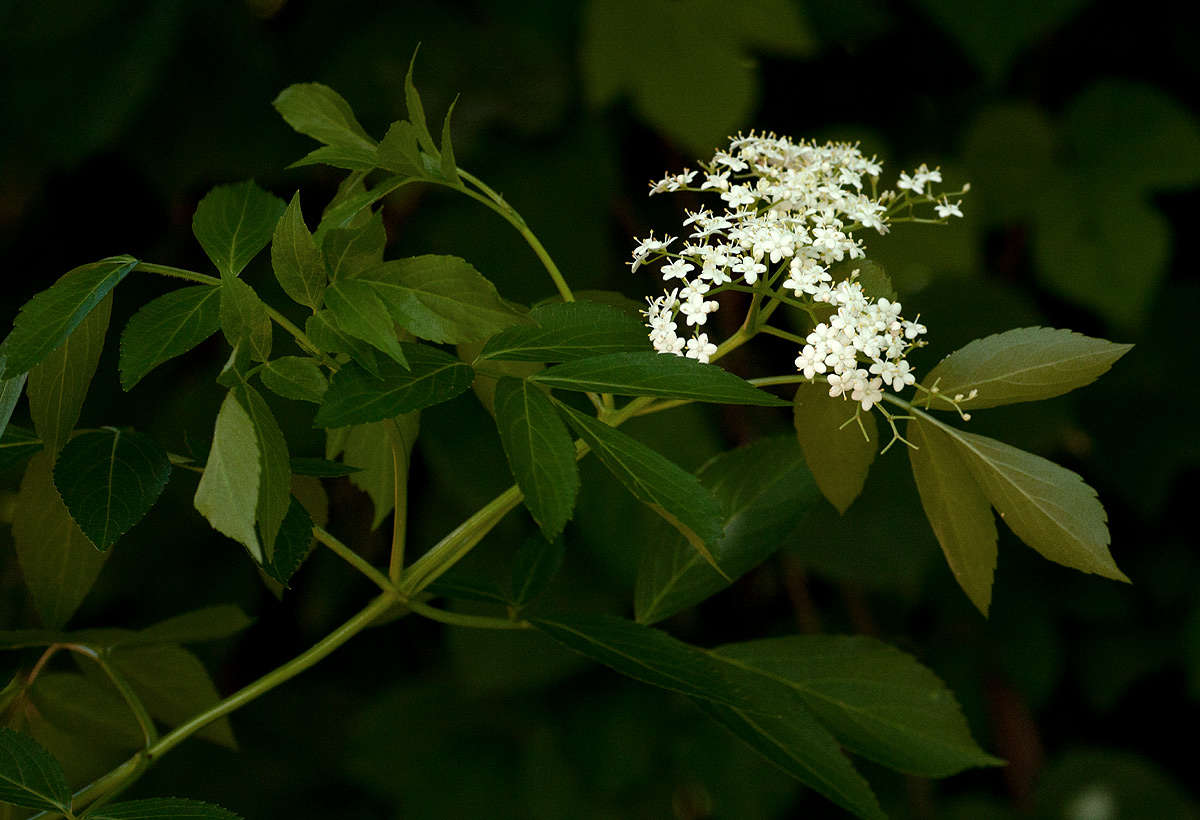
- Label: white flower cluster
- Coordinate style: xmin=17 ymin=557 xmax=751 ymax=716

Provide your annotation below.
xmin=636 ymin=132 xmax=954 ymax=411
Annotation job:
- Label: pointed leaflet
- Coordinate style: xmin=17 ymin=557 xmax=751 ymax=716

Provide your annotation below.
xmin=261 ymin=495 xmax=315 ymax=586
xmin=315 ymin=347 xmax=473 ymax=428
xmin=108 ymin=643 xmax=236 ymax=748
xmin=510 ymin=535 xmax=566 ymax=609
xmin=554 ymin=400 xmax=727 ymax=577
xmin=323 ymin=208 xmax=386 ymax=280
xmin=316 ymin=175 xmax=414 ymax=243
xmin=493 ymin=378 xmax=579 ymax=540
xmin=636 ymin=436 xmax=819 ymax=625
xmin=194 ymin=391 xmax=262 ymax=561
xmin=0 ymin=365 xmax=27 ymax=442
xmin=119 ymin=285 xmax=221 ymax=390
xmin=271 ymin=193 xmax=325 ymax=311
xmin=288 ymin=144 xmax=378 ymax=172
xmin=376 ymin=120 xmax=426 ymax=177
xmin=219 ymin=276 xmax=273 ymax=362
xmin=88 ymin=798 xmax=243 ymax=820
xmin=192 ymin=181 xmax=286 ymax=278
xmin=696 ymin=701 xmax=885 ymax=820
xmin=529 ymin=614 xmax=766 ymax=713
xmin=711 ymin=635 xmax=1003 ymax=777
xmin=404 ymin=47 xmax=439 ymax=156
xmin=323 ymin=279 xmax=408 ymax=367
xmin=13 ymin=453 xmax=110 ymax=628
xmin=231 ymin=384 xmax=291 ymax=562
xmin=907 ymin=419 xmax=998 ymax=614
xmin=260 ymin=356 xmax=328 ymax=404
xmin=123 ymin=605 xmax=253 ymax=647
xmin=305 ymin=310 xmax=381 ymax=378
xmin=26 ymin=293 xmax=112 ymax=460
xmin=922 ymin=327 xmax=1133 ymax=410
xmin=438 ymin=97 xmax=461 ymax=186
xmin=0 ymin=255 xmax=136 ymax=379
xmin=354 ymin=256 xmax=531 ymax=344
xmin=936 ymin=421 xmax=1126 ymax=581
xmin=479 ymin=301 xmax=649 ymax=362
xmin=273 ymin=82 xmax=377 ymax=169
xmin=792 ymin=383 xmax=878 ymax=514
xmin=52 ymin=429 xmax=172 ymax=551
xmin=0 ymin=728 xmax=71 ymax=812
xmin=532 ymin=353 xmax=789 ymax=406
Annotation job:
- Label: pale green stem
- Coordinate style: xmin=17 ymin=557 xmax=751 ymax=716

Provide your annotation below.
xmin=387 ymin=420 xmax=409 ymax=582
xmin=404 ymin=598 xmax=530 ymax=630
xmin=456 ymin=168 xmax=575 ymax=303
xmin=314 ymin=526 xmax=393 ymax=592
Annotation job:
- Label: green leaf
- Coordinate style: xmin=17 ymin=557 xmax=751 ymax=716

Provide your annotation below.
xmin=323 ymin=279 xmax=408 ymax=367
xmin=315 ymin=347 xmax=473 ymax=428
xmin=219 ymin=276 xmax=273 ymax=363
xmin=271 ymin=193 xmax=326 ymax=311
xmin=305 ymin=311 xmax=381 ymax=378
xmin=0 ymin=365 xmax=26 ymax=442
xmin=260 ymin=357 xmax=328 ymax=404
xmin=108 ymin=643 xmax=235 ymax=748
xmin=315 ymin=175 xmax=414 ymax=244
xmin=493 ymin=378 xmax=579 ymax=540
xmin=438 ymin=97 xmax=461 ymax=186
xmin=322 ymin=209 xmax=386 ymax=280
xmin=192 ymin=181 xmax=286 ymax=278
xmin=231 ymin=384 xmax=291 ymax=563
xmin=532 ymin=353 xmax=789 ymax=406
xmin=88 ymin=797 xmax=243 ymax=820
xmin=289 ymin=457 xmax=361 ymax=477
xmin=376 ymin=120 xmax=426 ymax=177
xmin=287 ymin=143 xmax=379 ymax=172
xmin=355 ymin=256 xmax=531 ymax=344
xmin=922 ymin=327 xmax=1133 ymax=410
xmin=262 ymin=496 xmax=315 ymax=586
xmin=555 ymin=400 xmax=727 ymax=577
xmin=0 ymin=255 xmax=136 ymax=379
xmin=530 ymin=613 xmax=766 ymax=712
xmin=0 ymin=425 xmax=41 ymax=473
xmin=194 ymin=391 xmax=262 ymax=561
xmin=26 ymin=292 xmax=112 ymax=460
xmin=119 ymin=285 xmax=221 ymax=390
xmin=636 ymin=436 xmax=819 ymax=625
xmin=272 ymin=82 xmax=377 ymax=161
xmin=695 ymin=700 xmax=885 ymax=820
xmin=404 ymin=47 xmax=438 ymax=156
xmin=511 ymin=535 xmax=567 ymax=609
xmin=479 ymin=301 xmax=649 ymax=362
xmin=52 ymin=429 xmax=171 ymax=551
xmin=29 ymin=672 xmax=143 ymax=750
xmin=712 ymin=635 xmax=1004 ymax=776
xmin=0 ymin=727 xmax=70 ymax=812
xmin=792 ymin=383 xmax=877 ymax=514
xmin=326 ymin=415 xmax=419 ymax=530
xmin=13 ymin=453 xmax=109 ymax=629
xmin=852 ymin=261 xmax=897 ymax=302
xmin=926 ymin=418 xmax=1126 ymax=582
xmin=907 ymin=420 xmax=998 ymax=614
xmin=129 ymin=605 xmax=253 ymax=647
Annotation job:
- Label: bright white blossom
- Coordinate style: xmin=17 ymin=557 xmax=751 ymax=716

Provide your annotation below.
xmin=635 ymin=132 xmax=959 ymax=413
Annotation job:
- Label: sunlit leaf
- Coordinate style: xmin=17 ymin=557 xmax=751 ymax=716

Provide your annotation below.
xmin=922 ymin=327 xmax=1133 ymax=410
xmin=271 ymin=193 xmax=325 ymax=311
xmin=272 ymin=83 xmax=377 ymax=162
xmin=219 ymin=276 xmax=273 ymax=363
xmin=260 ymin=357 xmax=328 ymax=404
xmin=194 ymin=391 xmax=261 ymax=561
xmin=322 ymin=208 xmax=386 ymax=280
xmin=192 ymin=181 xmax=286 ymax=278
xmin=119 ymin=285 xmax=221 ymax=390
xmin=0 ymin=256 xmax=135 ymax=380
xmin=323 ymin=279 xmax=408 ymax=367
xmin=231 ymin=383 xmax=291 ymax=562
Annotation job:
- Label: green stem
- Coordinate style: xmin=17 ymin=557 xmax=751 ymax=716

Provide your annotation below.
xmin=134 ymin=262 xmax=219 ymax=286
xmin=404 ymin=598 xmax=530 ymax=630
xmin=314 ymin=526 xmax=392 ymax=592
xmin=456 ymin=169 xmax=575 ymax=303
xmin=86 ymin=650 xmax=158 ymax=747
xmin=61 ymin=593 xmax=398 ymax=814
xmin=387 ymin=420 xmax=409 ymax=582
xmin=758 ymin=325 xmax=808 ymax=345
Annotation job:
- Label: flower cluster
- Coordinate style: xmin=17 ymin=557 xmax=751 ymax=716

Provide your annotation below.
xmin=636 ymin=132 xmax=963 ymax=411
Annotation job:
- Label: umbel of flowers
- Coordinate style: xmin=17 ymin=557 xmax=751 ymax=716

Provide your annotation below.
xmin=635 ymin=133 xmax=965 ymax=413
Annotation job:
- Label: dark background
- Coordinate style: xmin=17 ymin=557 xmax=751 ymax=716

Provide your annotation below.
xmin=2 ymin=0 xmax=1198 ymax=817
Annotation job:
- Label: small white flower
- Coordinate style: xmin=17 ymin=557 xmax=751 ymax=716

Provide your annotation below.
xmin=661 ymin=259 xmax=695 ymax=281
xmin=897 ymin=171 xmax=923 ymax=194
xmin=851 ymin=376 xmax=884 ymax=411
xmin=935 ymin=198 xmax=963 ymax=218
xmin=685 ymin=333 xmax=718 ymax=363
